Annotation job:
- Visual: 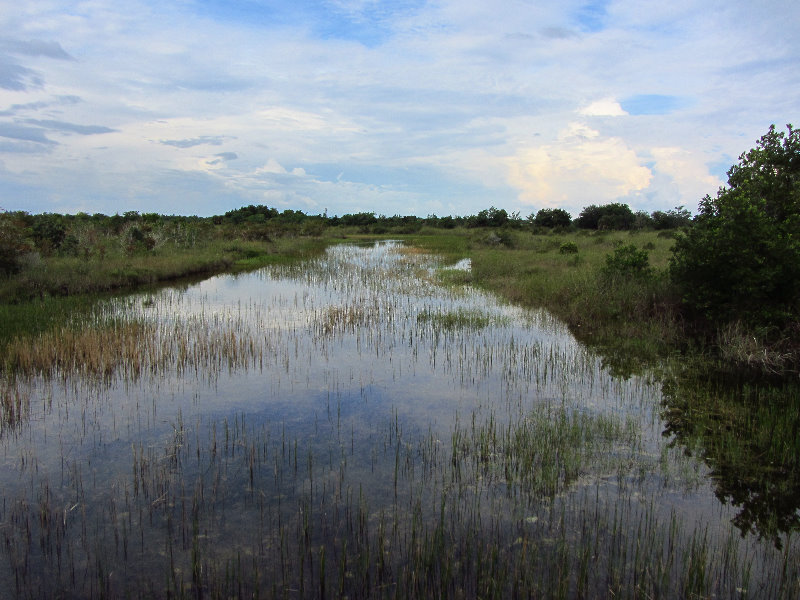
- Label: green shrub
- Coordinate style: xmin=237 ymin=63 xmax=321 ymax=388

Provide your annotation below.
xmin=670 ymin=124 xmax=800 ymax=328
xmin=602 ymin=244 xmax=651 ymax=279
xmin=559 ymin=241 xmax=578 ymax=254
xmin=0 ymin=213 xmax=31 ymax=276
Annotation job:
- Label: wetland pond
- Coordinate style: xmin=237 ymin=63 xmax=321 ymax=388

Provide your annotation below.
xmin=1 ymin=240 xmax=798 ymax=598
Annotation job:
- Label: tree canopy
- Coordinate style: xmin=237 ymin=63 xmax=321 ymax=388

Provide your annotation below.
xmin=576 ymin=203 xmax=635 ymax=230
xmin=670 ymin=124 xmax=800 ymax=330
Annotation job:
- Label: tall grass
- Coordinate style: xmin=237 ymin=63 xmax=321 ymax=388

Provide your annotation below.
xmin=407 ymin=228 xmax=684 ymax=374
xmin=0 ymin=237 xmax=329 ymax=303
xmin=1 ymin=240 xmax=797 ymax=598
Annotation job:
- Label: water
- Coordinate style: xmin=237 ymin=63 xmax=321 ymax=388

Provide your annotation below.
xmin=1 ymin=241 xmax=797 ymax=598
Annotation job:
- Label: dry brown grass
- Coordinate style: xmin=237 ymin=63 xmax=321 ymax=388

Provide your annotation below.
xmin=2 ymin=317 xmax=269 ymax=382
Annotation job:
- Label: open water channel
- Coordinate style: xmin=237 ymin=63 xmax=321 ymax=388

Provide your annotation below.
xmin=1 ymin=241 xmax=798 ymax=598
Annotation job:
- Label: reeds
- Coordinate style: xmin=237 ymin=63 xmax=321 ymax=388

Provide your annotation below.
xmin=1 ymin=240 xmax=797 ymax=598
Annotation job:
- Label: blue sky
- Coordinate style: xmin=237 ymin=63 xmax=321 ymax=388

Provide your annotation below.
xmin=0 ymin=0 xmax=798 ymax=218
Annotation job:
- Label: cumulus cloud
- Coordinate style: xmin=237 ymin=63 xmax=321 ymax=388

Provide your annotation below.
xmin=650 ymin=147 xmax=723 ymax=203
xmin=0 ymin=0 xmax=797 ymax=216
xmin=580 ymin=98 xmax=628 ymax=117
xmin=507 ymin=123 xmax=652 ymax=211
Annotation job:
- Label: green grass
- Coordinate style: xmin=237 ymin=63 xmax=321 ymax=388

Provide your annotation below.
xmin=0 ymin=295 xmax=99 ymax=347
xmin=405 ymin=227 xmax=683 ymax=375
xmin=416 ymin=307 xmax=496 ymax=330
xmin=0 ymin=236 xmax=331 ymax=304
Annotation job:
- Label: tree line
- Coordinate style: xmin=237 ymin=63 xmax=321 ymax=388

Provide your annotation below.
xmin=2 ymin=124 xmax=798 ymax=357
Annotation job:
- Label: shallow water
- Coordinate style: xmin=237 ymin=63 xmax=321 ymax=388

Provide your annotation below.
xmin=1 ymin=241 xmax=797 ymax=598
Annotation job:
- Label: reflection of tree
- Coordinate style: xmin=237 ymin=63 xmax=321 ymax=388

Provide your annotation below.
xmin=660 ymin=370 xmax=800 ymax=549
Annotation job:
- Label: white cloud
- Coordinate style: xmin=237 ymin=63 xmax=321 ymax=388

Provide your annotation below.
xmin=507 ymin=123 xmax=652 ymax=211
xmin=650 ymin=147 xmax=723 ymax=205
xmin=580 ymin=98 xmax=627 ymax=117
xmin=0 ymin=0 xmax=797 ymax=216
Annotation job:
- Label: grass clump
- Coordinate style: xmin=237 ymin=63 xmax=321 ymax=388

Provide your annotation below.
xmin=559 ymin=241 xmax=579 ymax=254
xmin=416 ymin=307 xmax=496 ymax=330
xmin=451 ymin=404 xmax=640 ymax=497
xmin=459 ymin=230 xmax=681 ymax=374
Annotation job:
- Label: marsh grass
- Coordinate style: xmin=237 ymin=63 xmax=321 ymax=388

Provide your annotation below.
xmin=1 ymin=307 xmax=271 ymax=382
xmin=406 ymin=228 xmax=683 ymax=374
xmin=0 ymin=237 xmax=329 ymax=303
xmin=1 ymin=241 xmax=798 ymax=598
xmin=450 ymin=403 xmax=640 ymax=497
xmin=416 ymin=307 xmax=496 ymax=330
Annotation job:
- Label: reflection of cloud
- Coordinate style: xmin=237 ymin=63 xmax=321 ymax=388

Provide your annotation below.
xmin=507 ymin=123 xmax=652 ymax=208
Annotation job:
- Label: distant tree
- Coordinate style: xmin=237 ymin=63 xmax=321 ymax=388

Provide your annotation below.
xmin=439 ymin=215 xmax=457 ymax=229
xmin=469 ymin=207 xmax=508 ymax=227
xmin=670 ymin=124 xmax=800 ymax=328
xmin=651 ymin=206 xmax=692 ymax=230
xmin=533 ymin=208 xmax=572 ymax=228
xmin=223 ymin=205 xmax=280 ymax=224
xmin=0 ymin=211 xmax=32 ymax=275
xmin=338 ymin=212 xmax=377 ymax=227
xmin=31 ymin=213 xmax=67 ymax=255
xmin=633 ymin=211 xmax=654 ymax=230
xmin=576 ymin=203 xmax=635 ymax=230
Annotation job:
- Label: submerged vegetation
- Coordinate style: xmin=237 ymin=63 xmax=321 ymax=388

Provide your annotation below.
xmin=1 ymin=242 xmax=798 ymax=599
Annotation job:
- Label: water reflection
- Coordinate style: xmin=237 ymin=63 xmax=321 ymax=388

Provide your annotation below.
xmin=0 ymin=241 xmax=797 ymax=597
xmin=661 ymin=369 xmax=800 ymax=548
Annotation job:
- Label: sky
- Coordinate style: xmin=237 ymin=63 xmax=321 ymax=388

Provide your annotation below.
xmin=0 ymin=0 xmax=798 ymax=218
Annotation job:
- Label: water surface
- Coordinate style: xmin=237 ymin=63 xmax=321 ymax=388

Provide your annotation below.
xmin=1 ymin=241 xmax=797 ymax=598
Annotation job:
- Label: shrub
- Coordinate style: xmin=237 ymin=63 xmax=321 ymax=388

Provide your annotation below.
xmin=0 ymin=212 xmax=32 ymax=276
xmin=559 ymin=241 xmax=579 ymax=254
xmin=602 ymin=244 xmax=651 ymax=279
xmin=670 ymin=124 xmax=800 ymax=329
xmin=577 ymin=203 xmax=635 ymax=230
xmin=534 ymin=208 xmax=572 ymax=229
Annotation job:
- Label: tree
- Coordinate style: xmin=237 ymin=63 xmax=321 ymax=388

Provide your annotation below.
xmin=0 ymin=211 xmax=32 ymax=276
xmin=651 ymin=206 xmax=692 ymax=230
xmin=670 ymin=124 xmax=800 ymax=328
xmin=468 ymin=207 xmax=509 ymax=228
xmin=576 ymin=203 xmax=634 ymax=229
xmin=533 ymin=208 xmax=572 ymax=229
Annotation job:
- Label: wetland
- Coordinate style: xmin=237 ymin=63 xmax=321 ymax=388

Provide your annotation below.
xmin=1 ymin=240 xmax=799 ymax=598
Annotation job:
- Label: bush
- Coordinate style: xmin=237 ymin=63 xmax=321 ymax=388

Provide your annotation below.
xmin=0 ymin=212 xmax=32 ymax=276
xmin=559 ymin=241 xmax=579 ymax=254
xmin=577 ymin=203 xmax=635 ymax=230
xmin=534 ymin=208 xmax=572 ymax=229
xmin=670 ymin=124 xmax=800 ymax=329
xmin=651 ymin=206 xmax=692 ymax=230
xmin=602 ymin=244 xmax=651 ymax=279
